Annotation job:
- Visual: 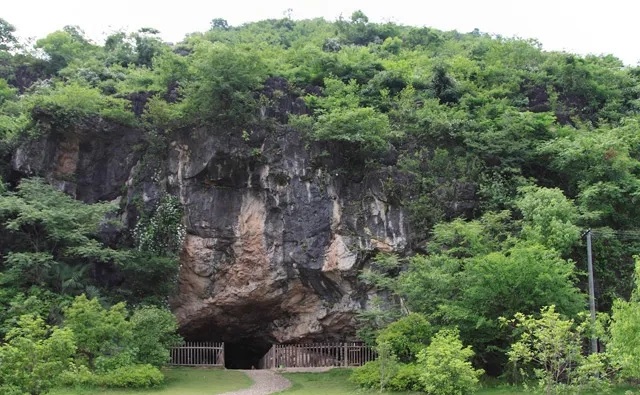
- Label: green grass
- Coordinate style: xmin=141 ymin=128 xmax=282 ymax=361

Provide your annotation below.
xmin=278 ymin=369 xmax=639 ymax=395
xmin=278 ymin=369 xmax=419 ymax=395
xmin=50 ymin=367 xmax=253 ymax=395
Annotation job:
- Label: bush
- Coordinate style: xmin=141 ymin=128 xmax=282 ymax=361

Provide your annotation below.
xmin=351 ymin=360 xmax=421 ymax=392
xmin=130 ymin=305 xmax=182 ymax=367
xmin=0 ymin=314 xmax=76 ymax=395
xmin=417 ymin=328 xmax=483 ymax=395
xmin=350 ymin=359 xmax=382 ymax=389
xmin=504 ymin=305 xmax=609 ymax=394
xmin=59 ymin=363 xmax=164 ymax=388
xmin=388 ymin=363 xmax=422 ymax=391
xmin=26 ymin=82 xmax=136 ymax=128
xmin=376 ymin=313 xmax=433 ymax=363
xmin=97 ymin=364 xmax=164 ymax=388
xmin=610 ymin=258 xmax=640 ymax=381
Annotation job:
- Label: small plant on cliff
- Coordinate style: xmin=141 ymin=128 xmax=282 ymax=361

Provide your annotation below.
xmin=133 ymin=194 xmax=186 ymax=257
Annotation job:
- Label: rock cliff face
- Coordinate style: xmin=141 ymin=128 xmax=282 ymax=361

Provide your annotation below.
xmin=165 ymin=126 xmax=408 ymax=345
xmin=10 ymin=106 xmax=410 ymax=347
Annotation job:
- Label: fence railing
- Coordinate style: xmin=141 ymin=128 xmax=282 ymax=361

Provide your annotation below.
xmin=258 ymin=342 xmax=375 ymax=369
xmin=169 ymin=341 xmax=225 ymax=367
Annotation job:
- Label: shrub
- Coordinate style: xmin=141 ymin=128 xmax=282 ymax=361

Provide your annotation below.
xmin=609 ymin=258 xmax=640 ymax=381
xmin=351 ymin=360 xmax=421 ymax=392
xmin=130 ymin=305 xmax=182 ymax=367
xmin=417 ymin=328 xmax=483 ymax=395
xmin=0 ymin=314 xmax=76 ymax=395
xmin=504 ymin=305 xmax=609 ymax=394
xmin=376 ymin=313 xmax=433 ymax=363
xmin=388 ymin=363 xmax=422 ymax=391
xmin=26 ymin=82 xmax=136 ymax=129
xmin=350 ymin=359 xmax=382 ymax=389
xmin=59 ymin=363 xmax=164 ymax=388
xmin=97 ymin=364 xmax=164 ymax=388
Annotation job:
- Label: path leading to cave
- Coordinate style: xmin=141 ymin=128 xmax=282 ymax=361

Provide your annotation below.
xmin=220 ymin=370 xmax=292 ymax=395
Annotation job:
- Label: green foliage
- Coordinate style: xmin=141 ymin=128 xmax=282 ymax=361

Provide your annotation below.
xmin=60 ymin=363 xmax=164 ymax=388
xmin=417 ymin=328 xmax=483 ymax=395
xmin=0 ymin=293 xmax=179 ymax=394
xmin=133 ymin=195 xmax=186 ymax=257
xmin=376 ymin=341 xmax=399 ymax=391
xmin=36 ymin=27 xmax=98 ymax=73
xmin=312 ymin=106 xmax=391 ymax=151
xmin=183 ymin=40 xmax=268 ymax=125
xmin=504 ymin=305 xmax=609 ymax=394
xmin=453 ymin=244 xmax=584 ymax=345
xmin=129 ymin=305 xmax=182 ymax=367
xmin=26 ymin=82 xmax=137 ymax=128
xmin=516 ymin=185 xmax=580 ymax=253
xmin=63 ymin=295 xmax=132 ymax=369
xmin=0 ymin=18 xmax=17 ymax=51
xmin=609 ymin=258 xmax=640 ymax=380
xmin=351 ymin=359 xmax=423 ymax=392
xmin=0 ymin=178 xmax=126 ymax=294
xmin=376 ymin=313 xmax=433 ymax=363
xmin=396 ymin=219 xmax=582 ymax=373
xmin=4 ymin=14 xmax=640 ymax=388
xmin=0 ymin=314 xmax=76 ymax=395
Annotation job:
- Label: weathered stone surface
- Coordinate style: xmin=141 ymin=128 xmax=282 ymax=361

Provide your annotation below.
xmin=167 ymin=126 xmax=408 ymax=344
xmin=11 ymin=116 xmax=144 ymax=203
xmin=12 ymin=93 xmax=411 ymax=345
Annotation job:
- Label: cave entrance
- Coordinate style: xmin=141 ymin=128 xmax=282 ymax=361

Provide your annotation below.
xmin=224 ymin=340 xmax=272 ymax=369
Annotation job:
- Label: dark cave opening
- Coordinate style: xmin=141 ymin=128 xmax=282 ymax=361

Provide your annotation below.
xmin=224 ymin=340 xmax=272 ymax=369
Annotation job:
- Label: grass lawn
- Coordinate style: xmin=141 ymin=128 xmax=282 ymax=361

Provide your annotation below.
xmin=278 ymin=368 xmax=638 ymax=395
xmin=50 ymin=367 xmax=253 ymax=395
xmin=278 ymin=369 xmax=419 ymax=395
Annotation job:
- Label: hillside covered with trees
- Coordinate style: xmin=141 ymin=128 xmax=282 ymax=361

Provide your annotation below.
xmin=2 ymin=11 xmax=640 ymax=394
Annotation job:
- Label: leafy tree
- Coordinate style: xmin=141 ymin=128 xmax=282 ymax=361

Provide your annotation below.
xmin=0 ymin=18 xmax=17 ymax=52
xmin=63 ymin=295 xmax=132 ymax=370
xmin=504 ymin=305 xmax=608 ymax=394
xmin=516 ymin=185 xmax=580 ymax=253
xmin=417 ymin=328 xmax=483 ymax=395
xmin=183 ymin=40 xmax=268 ymax=125
xmin=0 ymin=314 xmax=76 ymax=395
xmin=0 ymin=178 xmax=126 ymax=294
xmin=210 ymin=18 xmax=230 ymax=30
xmin=26 ymin=81 xmax=137 ymax=127
xmin=35 ymin=27 xmax=97 ymax=73
xmin=129 ymin=305 xmax=182 ymax=367
xmin=376 ymin=313 xmax=433 ymax=363
xmin=609 ymin=258 xmax=640 ymax=380
xmin=133 ymin=194 xmax=185 ymax=257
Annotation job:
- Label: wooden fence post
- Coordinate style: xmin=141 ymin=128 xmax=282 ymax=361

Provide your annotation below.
xmin=343 ymin=342 xmax=348 ymax=367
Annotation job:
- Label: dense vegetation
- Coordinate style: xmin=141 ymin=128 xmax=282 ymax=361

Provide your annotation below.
xmin=2 ymin=10 xmax=640 ymax=394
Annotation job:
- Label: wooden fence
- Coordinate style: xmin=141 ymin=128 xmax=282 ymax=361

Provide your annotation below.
xmin=169 ymin=341 xmax=225 ymax=367
xmin=258 ymin=342 xmax=375 ymax=369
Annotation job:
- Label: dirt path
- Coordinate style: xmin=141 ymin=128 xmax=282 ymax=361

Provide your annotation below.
xmin=219 ymin=370 xmax=292 ymax=395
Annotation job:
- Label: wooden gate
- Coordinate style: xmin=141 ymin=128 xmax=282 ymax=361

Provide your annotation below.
xmin=170 ymin=342 xmax=225 ymax=367
xmin=258 ymin=342 xmax=375 ymax=369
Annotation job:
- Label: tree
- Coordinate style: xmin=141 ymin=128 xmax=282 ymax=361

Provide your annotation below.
xmin=35 ymin=27 xmax=97 ymax=73
xmin=0 ymin=178 xmax=126 ymax=294
xmin=504 ymin=305 xmax=608 ymax=394
xmin=376 ymin=313 xmax=433 ymax=363
xmin=63 ymin=295 xmax=132 ymax=370
xmin=0 ymin=314 xmax=76 ymax=395
xmin=516 ymin=186 xmax=580 ymax=253
xmin=609 ymin=258 xmax=640 ymax=380
xmin=0 ymin=18 xmax=17 ymax=52
xmin=183 ymin=40 xmax=268 ymax=125
xmin=129 ymin=305 xmax=182 ymax=367
xmin=210 ymin=18 xmax=230 ymax=30
xmin=417 ymin=328 xmax=483 ymax=395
